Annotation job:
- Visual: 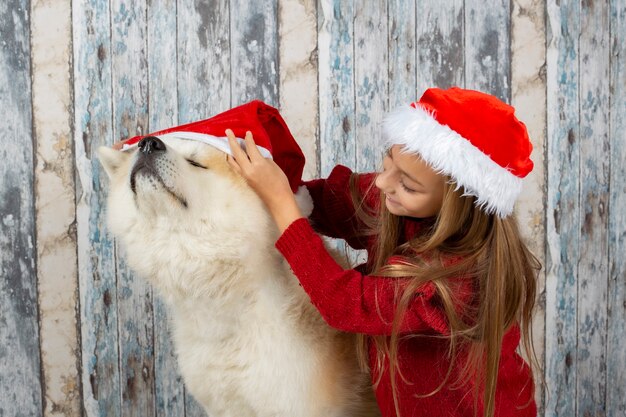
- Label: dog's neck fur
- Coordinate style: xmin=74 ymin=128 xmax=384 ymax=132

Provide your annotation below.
xmin=123 ymin=214 xmax=323 ymax=361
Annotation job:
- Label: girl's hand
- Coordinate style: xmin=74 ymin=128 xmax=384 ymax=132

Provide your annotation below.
xmin=111 ymin=138 xmax=132 ymax=150
xmin=225 ymin=129 xmax=303 ymax=233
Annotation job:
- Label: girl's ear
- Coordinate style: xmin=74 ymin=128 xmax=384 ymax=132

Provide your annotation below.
xmin=97 ymin=146 xmax=130 ymax=178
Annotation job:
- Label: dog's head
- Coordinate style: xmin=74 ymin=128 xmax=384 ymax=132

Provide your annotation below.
xmin=99 ymin=136 xmax=267 ymax=227
xmin=98 ymin=137 xmax=276 ymax=286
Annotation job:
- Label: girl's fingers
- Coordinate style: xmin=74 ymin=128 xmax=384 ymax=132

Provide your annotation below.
xmin=112 ymin=138 xmax=132 ymax=150
xmin=225 ymin=129 xmax=250 ymax=166
xmin=225 ymin=154 xmax=242 ymax=175
xmin=243 ymin=131 xmax=263 ymax=160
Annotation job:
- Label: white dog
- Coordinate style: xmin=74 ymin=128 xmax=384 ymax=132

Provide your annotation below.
xmin=98 ymin=136 xmax=379 ymax=417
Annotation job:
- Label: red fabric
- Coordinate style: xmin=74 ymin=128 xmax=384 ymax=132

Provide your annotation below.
xmin=275 ymin=165 xmax=537 ymax=417
xmin=122 ymin=100 xmax=305 ymax=192
xmin=414 ymin=87 xmax=534 ymax=178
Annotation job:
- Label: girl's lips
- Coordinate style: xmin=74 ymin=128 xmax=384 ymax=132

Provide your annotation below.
xmin=385 ymin=194 xmax=400 ymax=206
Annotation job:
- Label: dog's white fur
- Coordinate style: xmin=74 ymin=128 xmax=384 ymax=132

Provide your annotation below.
xmin=98 ymin=138 xmax=379 ymax=417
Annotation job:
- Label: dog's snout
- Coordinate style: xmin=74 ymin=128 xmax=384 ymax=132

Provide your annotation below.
xmin=138 ymin=136 xmax=166 ymax=154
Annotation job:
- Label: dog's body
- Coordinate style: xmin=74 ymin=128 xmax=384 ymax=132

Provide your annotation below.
xmin=98 ymin=137 xmax=379 ymax=417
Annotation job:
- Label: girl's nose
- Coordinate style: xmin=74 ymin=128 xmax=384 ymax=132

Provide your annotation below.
xmin=375 ymin=170 xmax=394 ymax=193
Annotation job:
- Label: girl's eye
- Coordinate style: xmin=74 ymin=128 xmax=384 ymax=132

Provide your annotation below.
xmin=400 ymin=181 xmax=415 ymax=193
xmin=186 ymin=159 xmax=207 ymax=169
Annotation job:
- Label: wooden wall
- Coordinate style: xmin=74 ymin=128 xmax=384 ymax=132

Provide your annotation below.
xmin=0 ymin=0 xmax=624 ymax=416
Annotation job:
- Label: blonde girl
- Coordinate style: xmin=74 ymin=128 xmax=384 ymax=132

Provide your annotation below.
xmin=226 ymin=87 xmax=540 ymax=417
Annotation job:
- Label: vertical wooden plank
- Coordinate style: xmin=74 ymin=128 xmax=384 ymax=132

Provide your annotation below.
xmin=177 ymin=1 xmax=230 ymax=414
xmin=354 ymin=0 xmax=388 ymax=173
xmin=72 ymin=0 xmax=121 ymax=414
xmin=109 ymin=1 xmax=156 ymax=415
xmin=351 ymin=0 xmax=387 ymax=265
xmin=317 ymin=0 xmax=357 ymax=261
xmin=464 ymin=0 xmax=510 ymax=101
xmin=0 ymin=1 xmax=43 ymax=416
xmin=510 ymin=0 xmax=547 ymax=412
xmin=278 ymin=0 xmax=319 ymax=179
xmin=147 ymin=1 xmax=187 ymax=416
xmin=415 ymin=0 xmax=464 ymax=94
xmin=317 ymin=0 xmax=355 ymax=176
xmin=607 ymin=1 xmax=626 ymax=415
xmin=577 ymin=1 xmax=610 ymax=415
xmin=31 ymin=0 xmax=81 ymax=415
xmin=230 ymin=0 xmax=279 ymax=106
xmin=388 ymin=0 xmax=415 ymax=109
xmin=545 ymin=1 xmax=580 ymax=415
xmin=177 ymin=0 xmax=231 ymax=123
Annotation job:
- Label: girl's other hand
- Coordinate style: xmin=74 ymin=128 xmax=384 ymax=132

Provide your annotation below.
xmin=225 ymin=129 xmax=303 ymax=232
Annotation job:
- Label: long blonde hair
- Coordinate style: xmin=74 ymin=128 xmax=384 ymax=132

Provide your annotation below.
xmin=349 ymin=168 xmax=541 ymax=417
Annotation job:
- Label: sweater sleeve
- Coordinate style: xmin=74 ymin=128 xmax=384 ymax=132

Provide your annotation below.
xmin=275 ymin=217 xmax=451 ymax=336
xmin=303 ymin=165 xmax=378 ymax=250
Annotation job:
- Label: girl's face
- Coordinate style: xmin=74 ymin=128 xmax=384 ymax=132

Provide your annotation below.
xmin=374 ymin=145 xmax=445 ymax=218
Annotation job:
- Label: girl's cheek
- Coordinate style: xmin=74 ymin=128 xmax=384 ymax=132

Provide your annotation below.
xmin=407 ymin=194 xmax=437 ymax=214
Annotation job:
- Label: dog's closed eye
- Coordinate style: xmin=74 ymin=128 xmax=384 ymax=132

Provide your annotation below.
xmin=186 ymin=159 xmax=208 ymax=169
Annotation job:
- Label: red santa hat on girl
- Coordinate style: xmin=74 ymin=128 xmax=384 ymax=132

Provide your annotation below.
xmin=383 ymin=87 xmax=534 ymax=218
xmin=121 ymin=100 xmax=305 ymax=193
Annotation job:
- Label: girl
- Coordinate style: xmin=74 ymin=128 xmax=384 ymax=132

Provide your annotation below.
xmin=226 ymin=87 xmax=540 ymax=417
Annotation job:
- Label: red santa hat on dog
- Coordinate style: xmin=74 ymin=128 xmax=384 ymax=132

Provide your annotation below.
xmin=383 ymin=87 xmax=533 ymax=218
xmin=121 ymin=100 xmax=305 ymax=193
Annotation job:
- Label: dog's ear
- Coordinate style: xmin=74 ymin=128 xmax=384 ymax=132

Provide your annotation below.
xmin=98 ymin=146 xmax=129 ymax=178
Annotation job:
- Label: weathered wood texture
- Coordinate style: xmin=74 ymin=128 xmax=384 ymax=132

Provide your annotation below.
xmin=31 ymin=0 xmax=81 ymax=416
xmin=545 ymin=1 xmax=581 ymax=415
xmin=318 ymin=0 xmax=355 ymax=175
xmin=577 ymin=2 xmax=610 ymax=415
xmin=73 ymin=0 xmax=122 ymax=414
xmin=465 ymin=0 xmax=510 ymax=101
xmin=0 ymin=1 xmax=43 ymax=417
xmin=2 ymin=0 xmax=626 ymax=416
xmin=545 ymin=0 xmax=625 ymax=416
xmin=388 ymin=0 xmax=416 ymax=108
xmin=279 ymin=0 xmax=319 ymax=179
xmin=607 ymin=2 xmax=626 ymax=417
xmin=230 ymin=0 xmax=279 ymax=107
xmin=354 ymin=0 xmax=387 ymax=173
xmin=511 ymin=0 xmax=546 ymax=411
xmin=415 ymin=0 xmax=464 ymax=94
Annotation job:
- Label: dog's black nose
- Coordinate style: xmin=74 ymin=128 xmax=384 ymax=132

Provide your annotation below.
xmin=138 ymin=136 xmax=166 ymax=154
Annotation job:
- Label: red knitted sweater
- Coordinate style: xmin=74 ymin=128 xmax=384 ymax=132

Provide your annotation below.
xmin=274 ymin=165 xmax=537 ymax=417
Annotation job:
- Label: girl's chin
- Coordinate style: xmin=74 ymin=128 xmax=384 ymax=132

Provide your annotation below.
xmin=385 ymin=199 xmax=404 ymax=215
xmin=386 ymin=198 xmax=429 ymax=218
